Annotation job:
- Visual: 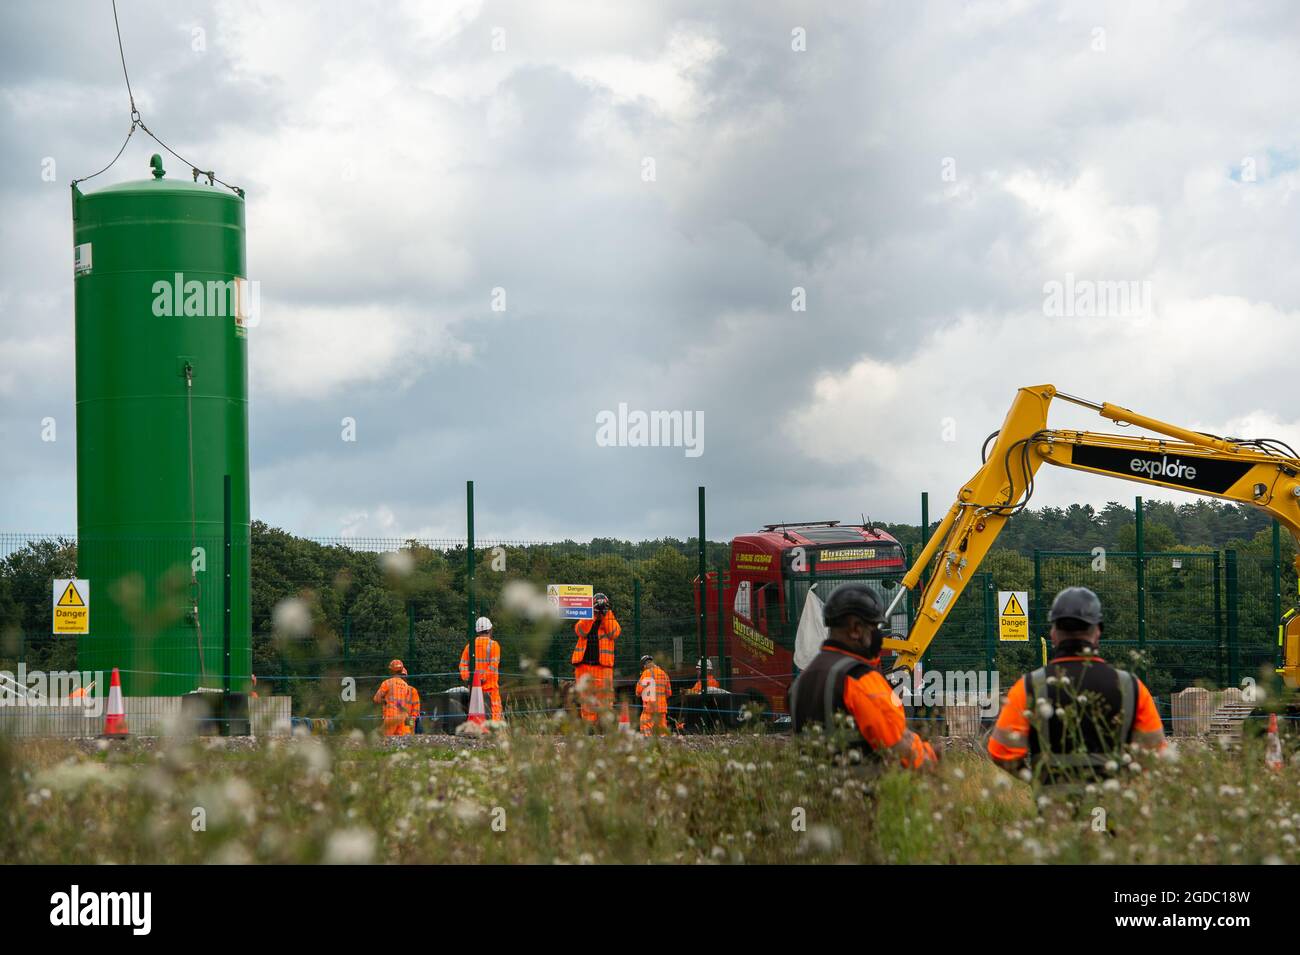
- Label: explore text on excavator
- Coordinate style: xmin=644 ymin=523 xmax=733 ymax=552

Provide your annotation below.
xmin=884 ymin=384 xmax=1300 ymax=688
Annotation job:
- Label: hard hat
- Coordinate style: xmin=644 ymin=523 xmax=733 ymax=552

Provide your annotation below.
xmin=696 ymin=658 xmax=713 ymax=671
xmin=640 ymin=654 xmax=654 ymax=667
xmin=475 ymin=616 xmax=493 ymax=633
xmin=822 ymin=583 xmax=885 ymax=627
xmin=389 ymin=659 xmax=407 ymax=675
xmin=1048 ymin=587 xmax=1103 ymax=626
xmin=594 ymin=592 xmax=610 ymax=610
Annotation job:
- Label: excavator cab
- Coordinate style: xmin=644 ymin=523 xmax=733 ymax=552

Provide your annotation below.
xmin=1279 ymin=608 xmax=1300 ymax=690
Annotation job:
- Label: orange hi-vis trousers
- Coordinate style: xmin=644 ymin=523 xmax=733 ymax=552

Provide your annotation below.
xmin=636 ymin=664 xmax=672 ymax=735
xmin=640 ymin=703 xmax=668 ymax=735
xmin=375 ymin=677 xmax=420 ymax=737
xmin=574 ymin=664 xmax=614 ymax=723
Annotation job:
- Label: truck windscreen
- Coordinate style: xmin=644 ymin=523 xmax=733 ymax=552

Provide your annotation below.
xmin=786 ymin=573 xmax=910 ymax=639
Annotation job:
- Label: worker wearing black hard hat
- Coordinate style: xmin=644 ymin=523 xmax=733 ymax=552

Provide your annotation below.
xmin=789 ymin=583 xmax=936 ymax=768
xmin=988 ymin=586 xmax=1166 ymax=793
xmin=570 ymin=591 xmax=621 ymax=726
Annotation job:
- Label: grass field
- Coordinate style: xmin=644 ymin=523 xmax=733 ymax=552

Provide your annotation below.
xmin=2 ymin=723 xmax=1295 ymax=864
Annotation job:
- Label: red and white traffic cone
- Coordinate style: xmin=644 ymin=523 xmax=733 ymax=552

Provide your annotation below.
xmin=618 ymin=701 xmax=632 ymax=733
xmin=101 ymin=667 xmax=128 ymax=738
xmin=1266 ymin=713 xmax=1283 ymax=772
xmin=467 ymin=671 xmax=487 ymax=729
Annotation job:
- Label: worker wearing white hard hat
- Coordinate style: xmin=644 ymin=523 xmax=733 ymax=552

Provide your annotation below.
xmin=460 ymin=615 xmax=503 ymax=721
xmin=688 ymin=657 xmax=720 ymax=694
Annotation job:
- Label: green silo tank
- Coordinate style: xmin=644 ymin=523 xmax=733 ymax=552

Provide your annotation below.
xmin=72 ymin=155 xmax=251 ymax=697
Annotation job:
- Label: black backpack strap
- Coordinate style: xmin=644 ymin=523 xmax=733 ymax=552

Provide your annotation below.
xmin=1026 ymin=666 xmax=1047 ymax=703
xmin=824 ymin=655 xmax=868 ymax=729
xmin=1024 ymin=666 xmax=1048 ymax=761
xmin=1115 ymin=668 xmax=1138 ymax=743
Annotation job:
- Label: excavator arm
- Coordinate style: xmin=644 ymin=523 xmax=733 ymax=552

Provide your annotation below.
xmin=881 ymin=384 xmax=1300 ymax=686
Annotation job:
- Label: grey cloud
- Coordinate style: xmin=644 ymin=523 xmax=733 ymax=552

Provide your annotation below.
xmin=3 ymin=0 xmax=1300 ymax=542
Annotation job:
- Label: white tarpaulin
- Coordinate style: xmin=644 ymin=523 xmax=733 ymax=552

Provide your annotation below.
xmin=793 ymin=587 xmax=828 ymax=670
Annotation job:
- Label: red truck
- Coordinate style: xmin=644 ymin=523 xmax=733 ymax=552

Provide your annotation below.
xmin=697 ymin=521 xmax=910 ymax=718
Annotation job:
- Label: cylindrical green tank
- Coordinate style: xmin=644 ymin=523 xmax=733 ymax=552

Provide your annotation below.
xmin=72 ymin=155 xmax=251 ymax=697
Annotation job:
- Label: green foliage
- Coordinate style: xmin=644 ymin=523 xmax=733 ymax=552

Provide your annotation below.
xmin=0 ymin=538 xmax=77 ymax=673
xmin=1 ymin=497 xmax=1295 ymax=708
xmin=2 ymin=733 xmax=1295 ymax=864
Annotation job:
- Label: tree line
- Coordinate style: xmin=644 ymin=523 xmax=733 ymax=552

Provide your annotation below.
xmin=1 ymin=500 xmax=1292 ymax=708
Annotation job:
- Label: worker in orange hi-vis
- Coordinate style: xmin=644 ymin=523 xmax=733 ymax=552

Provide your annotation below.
xmin=988 ymin=587 xmax=1165 ymax=798
xmin=688 ymin=658 xmax=720 ymax=694
xmin=460 ymin=616 xmax=504 ymax=722
xmin=790 ymin=583 xmax=936 ymax=769
xmin=635 ymin=654 xmax=672 ymax=735
xmin=373 ymin=659 xmax=421 ymax=737
xmin=571 ymin=592 xmax=620 ymax=727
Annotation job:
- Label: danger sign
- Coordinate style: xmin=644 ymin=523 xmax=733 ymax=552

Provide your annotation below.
xmin=998 ymin=591 xmax=1028 ymax=642
xmin=547 ymin=584 xmax=594 ymax=620
xmin=53 ymin=579 xmax=89 ymax=635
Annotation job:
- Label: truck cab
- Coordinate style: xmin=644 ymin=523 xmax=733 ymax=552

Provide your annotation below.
xmin=698 ymin=521 xmax=910 ymax=717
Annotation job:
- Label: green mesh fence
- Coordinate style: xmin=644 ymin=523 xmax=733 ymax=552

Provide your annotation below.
xmin=0 ymin=531 xmax=727 ymax=723
xmin=2 ymin=527 xmax=1294 ymax=728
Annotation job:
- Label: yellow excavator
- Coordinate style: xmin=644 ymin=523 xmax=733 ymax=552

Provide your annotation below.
xmin=880 ymin=384 xmax=1300 ymax=687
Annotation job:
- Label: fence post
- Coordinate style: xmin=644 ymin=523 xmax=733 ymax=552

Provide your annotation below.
xmin=633 ymin=578 xmax=642 ymax=665
xmin=1032 ymin=550 xmax=1043 ymax=645
xmin=919 ymin=493 xmax=931 ymax=673
xmin=717 ymin=571 xmax=728 ymax=690
xmin=466 ymin=480 xmax=475 ymax=649
xmin=1213 ymin=551 xmax=1223 ymax=686
xmin=343 ymin=613 xmax=351 ymax=664
xmin=1134 ymin=497 xmax=1146 ymax=678
xmin=983 ymin=575 xmax=996 ymax=674
xmin=919 ymin=491 xmax=930 ymax=590
xmin=1274 ymin=519 xmax=1283 ymax=671
xmin=1226 ymin=548 xmax=1239 ymax=687
xmin=697 ymin=486 xmax=707 ymax=673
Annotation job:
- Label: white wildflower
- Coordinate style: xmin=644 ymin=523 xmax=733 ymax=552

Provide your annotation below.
xmin=323 ymin=827 xmax=376 ymax=864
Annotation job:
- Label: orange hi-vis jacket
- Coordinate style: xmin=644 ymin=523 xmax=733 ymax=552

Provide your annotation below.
xmin=988 ymin=653 xmax=1166 ymax=774
xmin=459 ymin=636 xmax=502 ymax=690
xmin=571 ymin=612 xmax=621 ymax=668
xmin=689 ymin=674 xmax=720 ymax=693
xmin=636 ymin=664 xmax=672 ymax=710
xmin=374 ymin=676 xmax=420 ymax=735
xmin=791 ymin=642 xmax=936 ymax=769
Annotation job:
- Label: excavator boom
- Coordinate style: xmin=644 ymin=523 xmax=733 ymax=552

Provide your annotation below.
xmin=883 ymin=385 xmax=1300 ymax=686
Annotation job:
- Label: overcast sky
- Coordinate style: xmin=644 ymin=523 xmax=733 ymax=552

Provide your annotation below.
xmin=2 ymin=1 xmax=1298 ymax=542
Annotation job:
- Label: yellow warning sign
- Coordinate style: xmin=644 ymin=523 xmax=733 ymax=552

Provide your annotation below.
xmin=57 ymin=581 xmax=84 ymax=606
xmin=53 ymin=578 xmax=89 ymax=635
xmin=998 ymin=590 xmax=1028 ymax=642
